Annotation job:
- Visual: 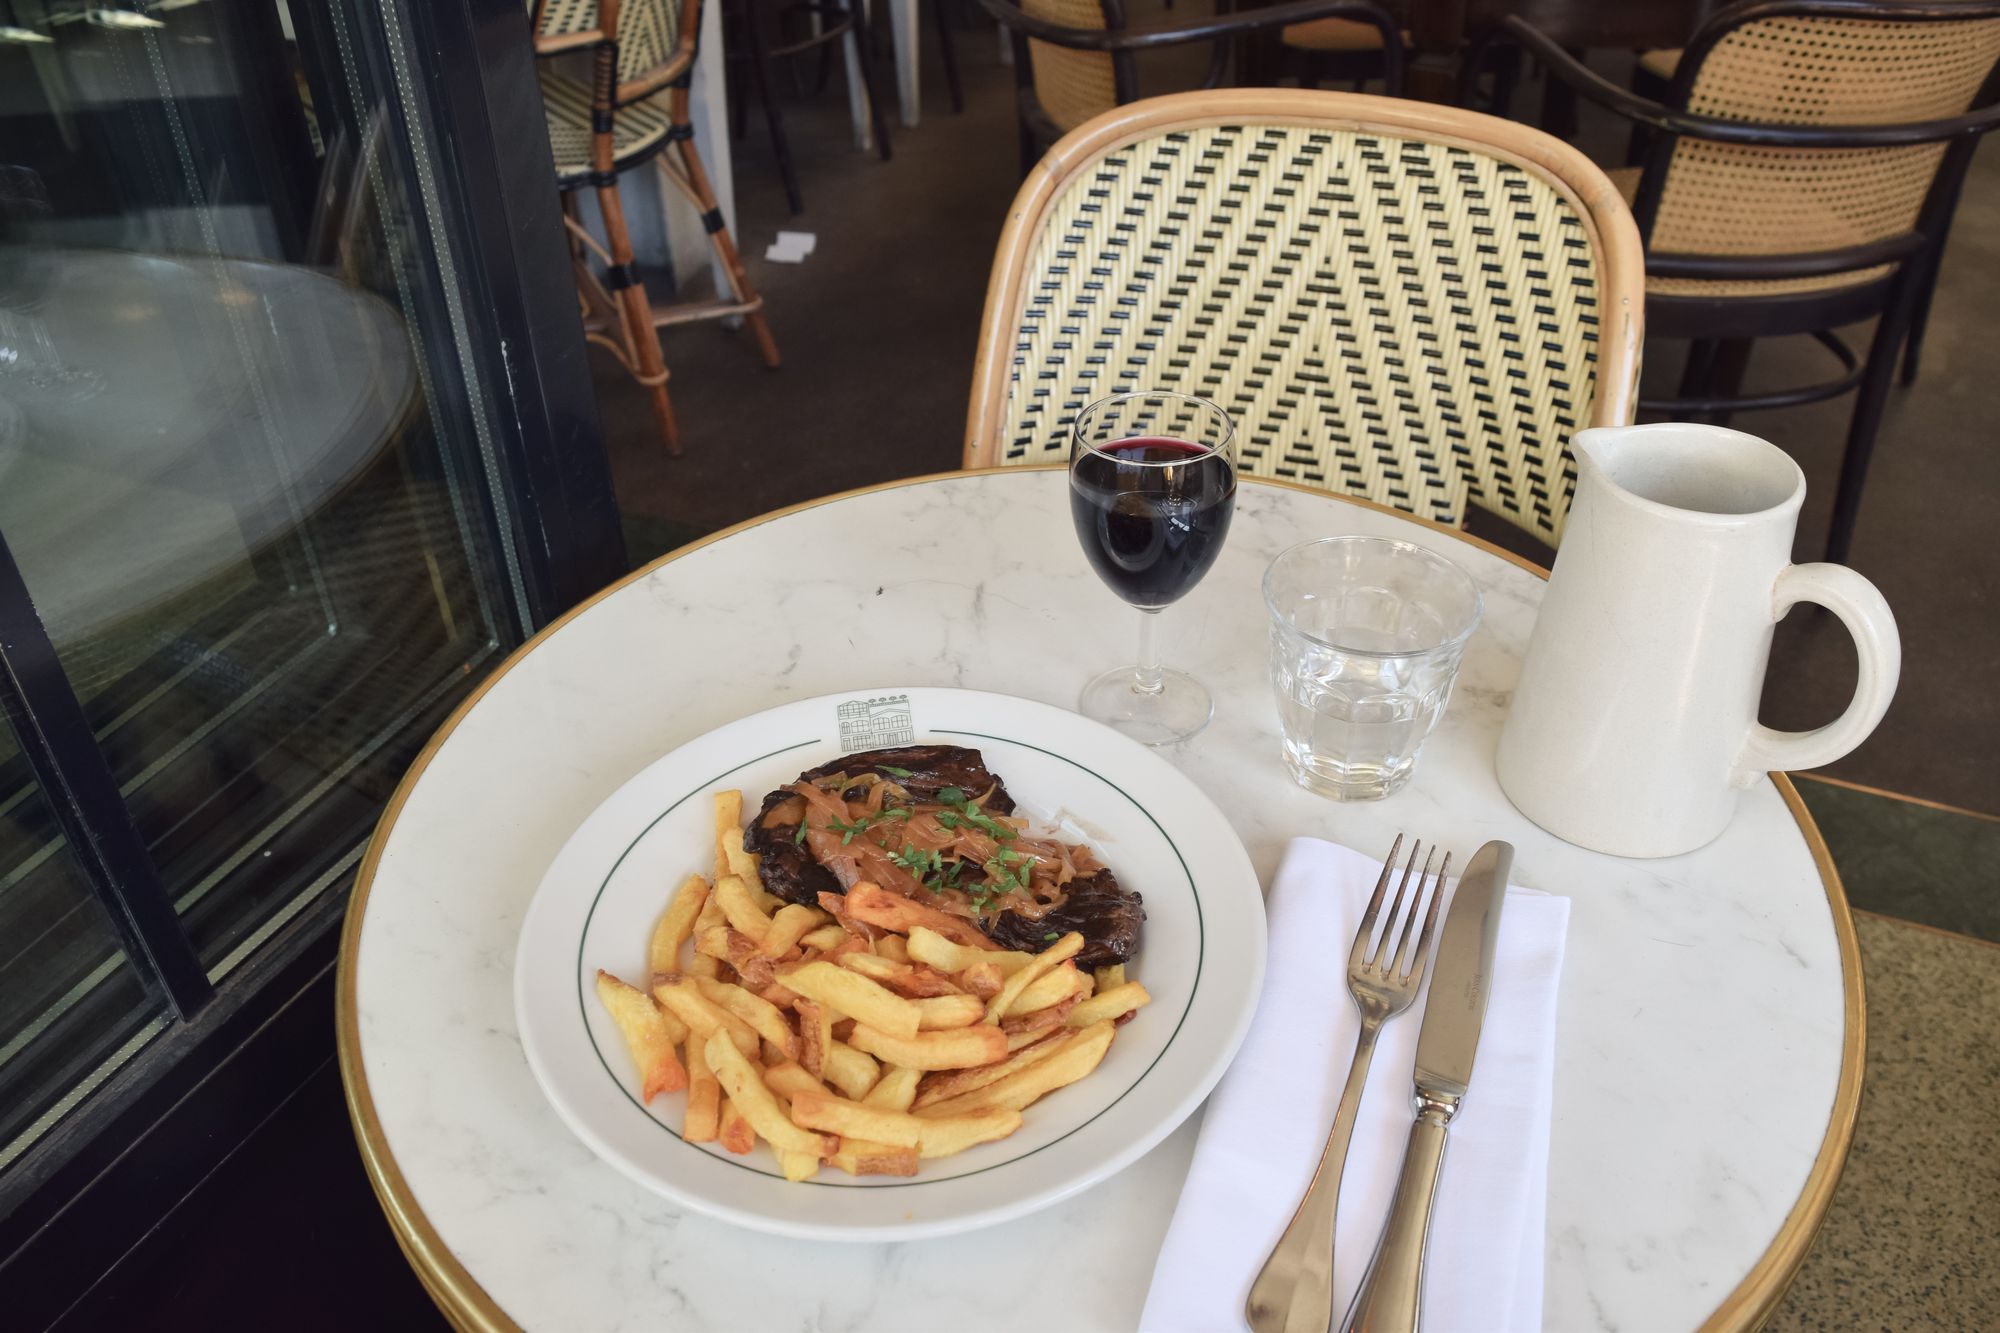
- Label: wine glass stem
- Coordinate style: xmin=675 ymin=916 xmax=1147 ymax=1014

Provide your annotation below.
xmin=1133 ymin=608 xmax=1165 ymax=696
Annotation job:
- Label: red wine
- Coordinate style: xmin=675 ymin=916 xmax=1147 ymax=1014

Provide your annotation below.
xmin=1070 ymin=437 xmax=1236 ymax=608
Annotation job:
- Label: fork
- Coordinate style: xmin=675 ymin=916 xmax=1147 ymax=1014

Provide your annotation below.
xmin=1245 ymin=836 xmax=1451 ymax=1333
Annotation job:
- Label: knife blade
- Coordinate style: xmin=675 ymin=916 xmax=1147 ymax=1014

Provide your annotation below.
xmin=1340 ymin=840 xmax=1514 ymax=1333
xmin=1411 ymin=839 xmax=1512 ymax=1103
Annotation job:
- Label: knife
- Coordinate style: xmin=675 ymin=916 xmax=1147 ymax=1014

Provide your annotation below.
xmin=1339 ymin=840 xmax=1513 ymax=1333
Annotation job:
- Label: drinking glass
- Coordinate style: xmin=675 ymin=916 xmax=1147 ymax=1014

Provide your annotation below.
xmin=1068 ymin=391 xmax=1237 ymax=745
xmin=1263 ymin=536 xmax=1482 ymax=799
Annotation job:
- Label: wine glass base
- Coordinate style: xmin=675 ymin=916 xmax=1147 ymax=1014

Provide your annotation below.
xmin=1078 ymin=666 xmax=1213 ymax=746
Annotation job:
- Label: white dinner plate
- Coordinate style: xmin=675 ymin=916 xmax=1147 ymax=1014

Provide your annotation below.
xmin=515 ymin=687 xmax=1266 ymax=1241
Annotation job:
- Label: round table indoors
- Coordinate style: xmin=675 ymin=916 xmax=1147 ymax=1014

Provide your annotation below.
xmin=340 ymin=467 xmax=1860 ymax=1333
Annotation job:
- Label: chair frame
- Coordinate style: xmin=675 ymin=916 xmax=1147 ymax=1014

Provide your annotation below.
xmin=1509 ymin=1 xmax=2000 ymax=562
xmin=974 ymin=0 xmax=1405 ymax=177
xmin=534 ymin=0 xmax=781 ymax=455
xmin=963 ymin=88 xmax=1646 ymax=537
xmin=725 ymin=0 xmax=895 ymax=216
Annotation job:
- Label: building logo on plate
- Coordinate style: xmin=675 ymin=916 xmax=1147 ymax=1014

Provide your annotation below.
xmin=837 ymin=695 xmax=913 ymax=750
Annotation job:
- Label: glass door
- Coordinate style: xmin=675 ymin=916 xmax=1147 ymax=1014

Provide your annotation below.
xmin=0 ymin=0 xmax=620 ymax=1186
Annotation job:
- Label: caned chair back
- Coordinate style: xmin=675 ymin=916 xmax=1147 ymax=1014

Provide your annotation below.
xmin=964 ymin=91 xmax=1644 ymax=545
xmin=1021 ymin=0 xmax=1126 ymax=133
xmin=535 ymin=0 xmax=688 ymax=97
xmin=1641 ymin=0 xmax=2000 ymax=296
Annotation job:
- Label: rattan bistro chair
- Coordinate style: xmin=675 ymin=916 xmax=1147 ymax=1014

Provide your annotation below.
xmin=1510 ymin=2 xmax=2000 ymax=562
xmin=964 ymin=90 xmax=1645 ymax=546
xmin=975 ymin=0 xmax=1404 ymax=179
xmin=534 ymin=0 xmax=781 ymax=455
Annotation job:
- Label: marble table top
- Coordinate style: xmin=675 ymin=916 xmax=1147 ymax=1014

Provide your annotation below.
xmin=341 ymin=468 xmax=1858 ymax=1332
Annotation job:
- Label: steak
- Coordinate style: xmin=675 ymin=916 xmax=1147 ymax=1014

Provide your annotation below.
xmin=984 ymin=869 xmax=1145 ymax=968
xmin=743 ymin=745 xmax=1016 ymax=907
xmin=744 ymin=745 xmax=1144 ymax=966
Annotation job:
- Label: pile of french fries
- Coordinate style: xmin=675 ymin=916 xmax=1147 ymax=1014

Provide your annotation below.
xmin=594 ymin=790 xmax=1152 ymax=1181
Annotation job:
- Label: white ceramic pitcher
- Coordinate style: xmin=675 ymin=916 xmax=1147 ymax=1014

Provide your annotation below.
xmin=1497 ymin=423 xmax=1901 ymax=858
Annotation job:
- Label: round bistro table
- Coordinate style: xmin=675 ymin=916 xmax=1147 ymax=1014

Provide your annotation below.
xmin=339 ymin=468 xmax=1860 ymax=1332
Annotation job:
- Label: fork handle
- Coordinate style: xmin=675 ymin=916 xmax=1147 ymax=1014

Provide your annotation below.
xmin=1245 ymin=1016 xmax=1385 ymax=1333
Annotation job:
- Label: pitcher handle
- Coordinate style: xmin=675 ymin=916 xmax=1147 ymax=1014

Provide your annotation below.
xmin=1732 ymin=563 xmax=1902 ymax=787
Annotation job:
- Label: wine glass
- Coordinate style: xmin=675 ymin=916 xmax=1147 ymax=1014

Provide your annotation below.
xmin=1068 ymin=391 xmax=1238 ymax=745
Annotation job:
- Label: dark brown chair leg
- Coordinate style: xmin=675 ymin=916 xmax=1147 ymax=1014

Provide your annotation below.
xmin=1828 ymin=293 xmax=1920 ymax=564
xmin=1708 ymin=338 xmax=1754 ymax=426
xmin=934 ymin=0 xmax=964 ymax=113
xmin=595 ymin=180 xmax=680 ymax=455
xmin=740 ymin=0 xmax=805 ymax=214
xmin=1900 ymin=244 xmax=1944 ymax=386
xmin=1677 ymin=338 xmax=1720 ymax=404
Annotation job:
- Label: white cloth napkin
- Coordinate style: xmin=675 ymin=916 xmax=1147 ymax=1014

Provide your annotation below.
xmin=1142 ymin=838 xmax=1570 ymax=1333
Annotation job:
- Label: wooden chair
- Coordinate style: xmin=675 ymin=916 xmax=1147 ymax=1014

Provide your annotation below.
xmin=1511 ymin=2 xmax=2000 ymax=562
xmin=534 ymin=0 xmax=781 ymax=454
xmin=964 ymin=89 xmax=1645 ymax=546
xmin=974 ymin=0 xmax=1404 ymax=179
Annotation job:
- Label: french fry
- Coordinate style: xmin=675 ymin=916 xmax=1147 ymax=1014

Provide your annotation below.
xmin=844 ymin=883 xmax=997 ymax=951
xmin=916 ymin=1021 xmax=1114 ymax=1117
xmin=913 ymin=1031 xmax=1068 ymax=1109
xmin=794 ymin=998 xmax=835 ymax=1080
xmin=907 ymin=926 xmax=1033 ymax=976
xmin=863 ymin=1065 xmax=923 ymax=1112
xmin=800 ymin=924 xmax=849 ymax=951
xmin=761 ymin=1060 xmax=825 ymax=1103
xmin=715 ymin=874 xmax=773 ymax=943
xmin=718 ymin=1096 xmax=756 ymax=1154
xmin=692 ymin=975 xmax=799 ymax=1058
xmin=702 ymin=1032 xmax=834 ymax=1157
xmin=1094 ymin=963 xmax=1126 ymax=990
xmin=847 ymin=1022 xmax=1008 ymax=1071
xmin=696 ymin=926 xmax=779 ymax=989
xmin=985 ymin=932 xmax=1084 ymax=1024
xmin=689 ymin=882 xmax=730 ymax=979
xmin=1004 ymin=962 xmax=1088 ymax=1017
xmin=829 ymin=1139 xmax=919 ymax=1177
xmin=651 ymin=976 xmax=759 ymax=1058
xmin=915 ymin=1107 xmax=1022 ymax=1158
xmin=783 ymin=961 xmax=922 ymax=1040
xmin=1002 ymin=991 xmax=1082 ymax=1042
xmin=760 ymin=903 xmax=822 ymax=959
xmin=823 ymin=1040 xmax=881 ymax=1100
xmin=874 ymin=934 xmax=910 ymax=964
xmin=837 ymin=952 xmax=963 ymax=999
xmin=683 ymin=1034 xmax=720 ymax=1142
xmin=791 ymin=1091 xmax=1022 ymax=1159
xmin=913 ymin=993 xmax=986 ymax=1029
xmin=956 ymin=962 xmax=1004 ymax=1000
xmin=789 ymin=1089 xmax=922 ymax=1147
xmin=712 ymin=790 xmax=744 ymax=882
xmin=594 ymin=971 xmax=688 ymax=1099
xmin=775 ymin=1148 xmax=822 ymax=1182
xmin=1067 ymin=981 xmax=1152 ymax=1028
xmin=649 ymin=875 xmax=709 ymax=976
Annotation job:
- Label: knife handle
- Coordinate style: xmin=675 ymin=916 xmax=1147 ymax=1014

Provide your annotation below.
xmin=1339 ymin=1094 xmax=1455 ymax=1333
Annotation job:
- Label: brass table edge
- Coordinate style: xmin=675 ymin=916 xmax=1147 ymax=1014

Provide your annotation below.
xmin=333 ymin=465 xmax=1865 ymax=1333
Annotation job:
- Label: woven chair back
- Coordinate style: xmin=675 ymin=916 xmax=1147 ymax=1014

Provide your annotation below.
xmin=538 ymin=0 xmax=682 ymax=92
xmin=964 ymin=92 xmax=1644 ymax=545
xmin=1022 ymin=0 xmax=1125 ymax=132
xmin=1650 ymin=4 xmax=2000 ymax=295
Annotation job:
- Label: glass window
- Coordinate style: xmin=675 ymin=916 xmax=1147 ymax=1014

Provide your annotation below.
xmin=0 ymin=0 xmax=560 ymax=1169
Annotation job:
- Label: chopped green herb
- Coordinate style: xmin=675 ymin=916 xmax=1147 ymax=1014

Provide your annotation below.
xmin=936 ymin=786 xmax=966 ymax=807
xmin=880 ymin=765 xmax=914 ymax=778
xmin=793 ymin=822 xmax=809 ymax=846
xmin=1044 ymin=931 xmax=1060 ymax=941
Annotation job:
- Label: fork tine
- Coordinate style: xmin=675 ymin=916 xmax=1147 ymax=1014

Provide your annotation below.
xmin=1399 ymin=849 xmax=1453 ymax=978
xmin=1369 ymin=838 xmax=1424 ymax=968
xmin=1349 ymin=833 xmax=1404 ymax=969
xmin=1385 ymin=844 xmax=1437 ymax=974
